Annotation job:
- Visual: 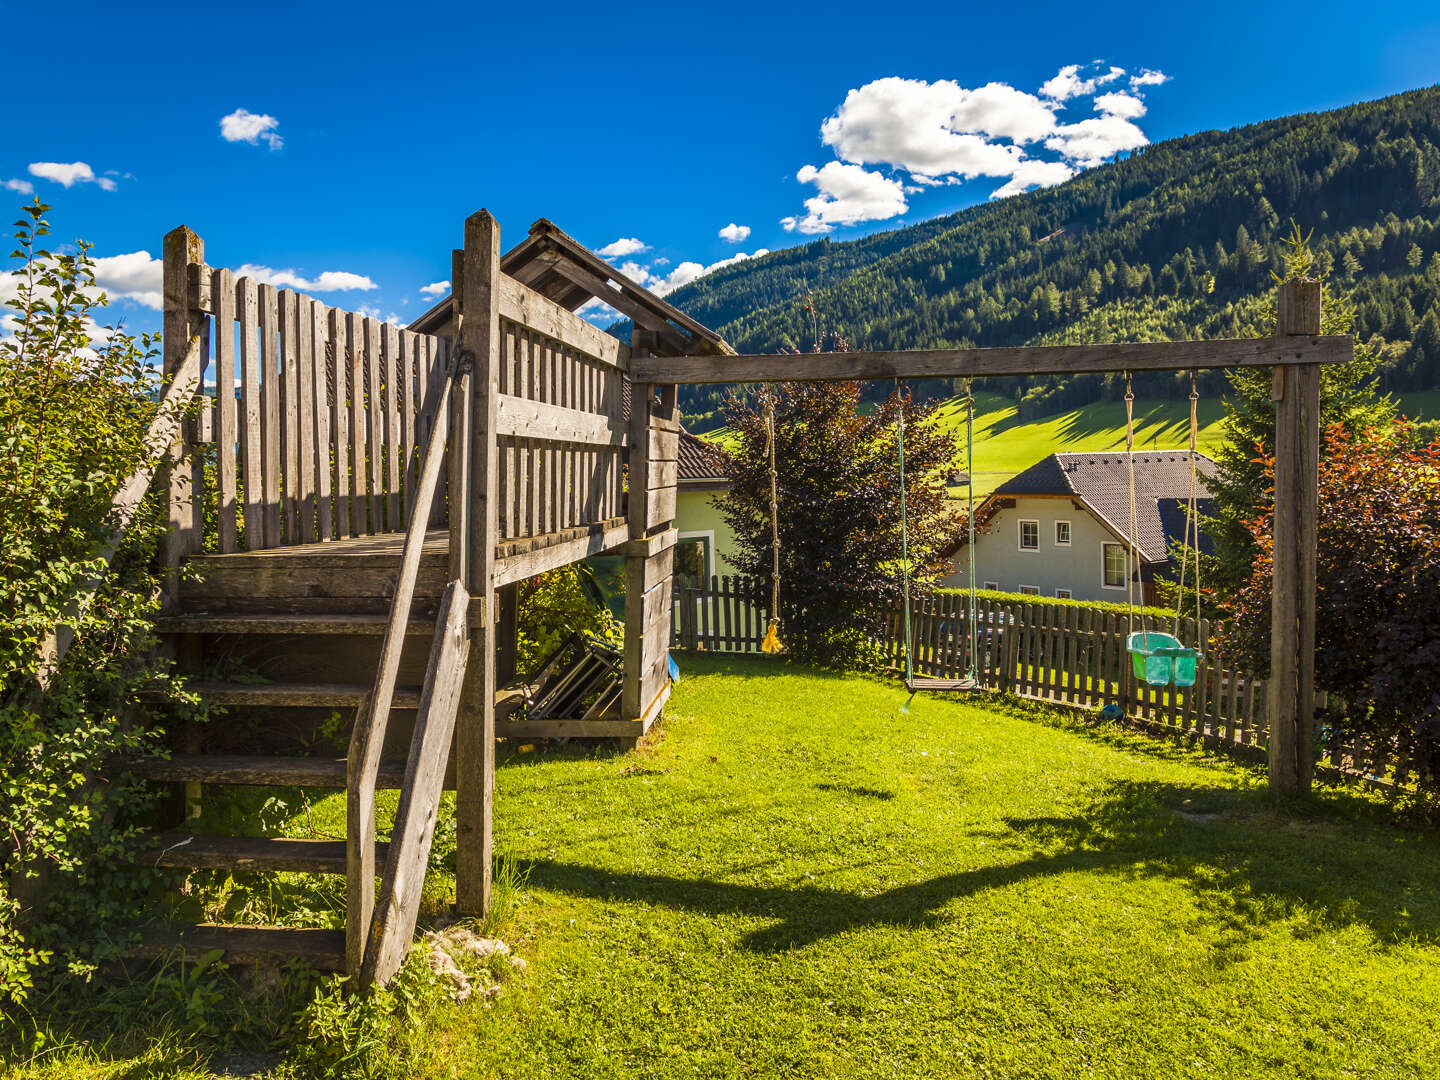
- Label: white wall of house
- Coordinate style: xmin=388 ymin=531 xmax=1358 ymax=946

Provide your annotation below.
xmin=942 ymin=495 xmax=1135 ymax=603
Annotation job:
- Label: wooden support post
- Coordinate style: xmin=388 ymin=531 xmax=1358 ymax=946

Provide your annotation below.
xmin=497 ymin=582 xmax=520 ymax=685
xmin=455 ymin=212 xmax=501 ymax=915
xmin=1268 ymin=278 xmax=1322 ymax=794
xmin=622 ymin=330 xmax=677 ymax=725
xmin=162 ymin=226 xmax=207 ymax=602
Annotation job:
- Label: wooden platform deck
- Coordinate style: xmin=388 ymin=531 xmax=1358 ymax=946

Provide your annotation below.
xmin=179 ymin=518 xmax=629 ymax=614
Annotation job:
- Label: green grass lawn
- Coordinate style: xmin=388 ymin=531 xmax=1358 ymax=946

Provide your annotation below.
xmin=13 ymin=656 xmax=1440 ymax=1078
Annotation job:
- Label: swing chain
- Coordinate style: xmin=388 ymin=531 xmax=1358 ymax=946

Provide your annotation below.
xmin=760 ymin=388 xmax=784 ymax=653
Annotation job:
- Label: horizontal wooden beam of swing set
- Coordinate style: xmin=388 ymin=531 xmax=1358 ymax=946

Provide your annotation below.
xmin=628 ymin=335 xmax=1353 ymax=385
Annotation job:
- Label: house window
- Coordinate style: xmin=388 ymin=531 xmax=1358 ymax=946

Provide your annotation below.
xmin=674 ymin=534 xmax=713 ymax=592
xmin=1019 ymin=520 xmax=1039 ymax=550
xmin=983 ymin=581 xmax=999 ymax=591
xmin=1056 ymin=588 xmax=1072 ymax=599
xmin=1019 ymin=585 xmax=1040 ymax=596
xmin=1102 ymin=543 xmax=1127 ymax=589
xmin=1055 ymin=520 xmax=1071 ymax=546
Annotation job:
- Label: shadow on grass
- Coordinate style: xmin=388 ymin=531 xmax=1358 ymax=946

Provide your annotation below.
xmin=522 ymin=778 xmax=1440 ymax=954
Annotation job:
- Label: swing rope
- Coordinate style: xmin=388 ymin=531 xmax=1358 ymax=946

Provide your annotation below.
xmin=760 ymin=388 xmax=785 ymax=654
xmin=897 ymin=378 xmax=980 ymax=696
xmin=1171 ymin=371 xmax=1203 ymax=639
xmin=897 ymin=381 xmax=915 ymax=688
xmin=1124 ymin=372 xmax=1148 ymax=645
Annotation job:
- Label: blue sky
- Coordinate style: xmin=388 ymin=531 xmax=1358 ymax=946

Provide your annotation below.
xmin=4 ymin=0 xmax=1439 ymax=337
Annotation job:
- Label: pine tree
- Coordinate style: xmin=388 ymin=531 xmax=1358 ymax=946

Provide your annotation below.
xmin=1205 ymin=225 xmax=1395 ymax=603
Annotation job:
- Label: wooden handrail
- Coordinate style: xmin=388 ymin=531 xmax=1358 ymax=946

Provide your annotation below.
xmin=37 ymin=333 xmax=206 ymax=684
xmin=346 ymin=347 xmax=458 ymax=977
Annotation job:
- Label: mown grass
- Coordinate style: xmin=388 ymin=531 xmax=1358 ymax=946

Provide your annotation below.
xmin=11 ymin=655 xmax=1440 ymax=1078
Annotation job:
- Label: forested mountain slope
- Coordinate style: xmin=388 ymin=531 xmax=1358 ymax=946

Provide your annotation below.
xmin=664 ymin=86 xmax=1440 ymax=419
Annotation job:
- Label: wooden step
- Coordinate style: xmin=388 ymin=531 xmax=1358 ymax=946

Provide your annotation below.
xmin=180 ymin=681 xmax=423 ymax=708
xmin=146 ymin=833 xmax=387 ymax=874
xmin=155 ymin=613 xmax=436 ymax=636
xmin=126 ymin=924 xmax=345 ymax=969
xmin=111 ymin=753 xmax=415 ymax=788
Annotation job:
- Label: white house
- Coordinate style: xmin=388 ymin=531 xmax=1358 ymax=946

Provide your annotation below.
xmin=943 ymin=451 xmax=1216 ymax=604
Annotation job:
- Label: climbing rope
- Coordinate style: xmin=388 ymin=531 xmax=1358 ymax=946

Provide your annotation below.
xmin=760 ymin=388 xmax=785 ymax=654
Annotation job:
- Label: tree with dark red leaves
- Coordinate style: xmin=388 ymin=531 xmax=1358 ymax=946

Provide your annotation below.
xmin=1221 ymin=423 xmax=1440 ymax=796
xmin=717 ymin=380 xmax=960 ymax=669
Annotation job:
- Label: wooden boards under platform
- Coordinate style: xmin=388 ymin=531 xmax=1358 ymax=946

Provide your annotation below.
xmin=179 ymin=521 xmax=630 ymax=613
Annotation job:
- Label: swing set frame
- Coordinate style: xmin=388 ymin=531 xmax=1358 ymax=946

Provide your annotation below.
xmin=634 ymin=279 xmax=1345 ymax=796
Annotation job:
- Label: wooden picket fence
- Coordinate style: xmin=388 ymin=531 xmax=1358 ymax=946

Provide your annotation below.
xmin=670 ymin=578 xmax=1408 ymax=784
xmin=671 ymin=575 xmax=773 ymax=654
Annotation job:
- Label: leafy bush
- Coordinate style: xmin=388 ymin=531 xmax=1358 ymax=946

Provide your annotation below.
xmin=515 ymin=565 xmax=621 ymax=671
xmin=0 ymin=201 xmax=180 ymax=1001
xmin=1220 ymin=422 xmax=1440 ymax=796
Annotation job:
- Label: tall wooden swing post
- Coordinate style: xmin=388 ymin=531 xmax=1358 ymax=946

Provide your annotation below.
xmin=623 ymin=330 xmax=679 ymax=724
xmin=454 ymin=211 xmax=501 ymax=915
xmin=1268 ymin=278 xmax=1322 ymax=794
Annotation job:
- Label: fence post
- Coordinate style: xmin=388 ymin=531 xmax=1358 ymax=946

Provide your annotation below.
xmin=455 ymin=210 xmax=501 ymax=916
xmin=161 ymin=226 xmax=208 ymax=601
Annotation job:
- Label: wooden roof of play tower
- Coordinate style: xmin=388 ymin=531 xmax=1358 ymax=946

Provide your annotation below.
xmin=410 ymin=218 xmax=736 ymax=358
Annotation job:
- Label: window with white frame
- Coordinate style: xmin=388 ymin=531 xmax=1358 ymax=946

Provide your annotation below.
xmin=1019 ymin=520 xmax=1039 ymax=550
xmin=1055 ymin=520 xmax=1071 ymax=546
xmin=1019 ymin=585 xmax=1040 ymax=596
xmin=1102 ymin=543 xmax=1127 ymax=589
xmin=983 ymin=581 xmax=999 ymax=591
xmin=1056 ymin=588 xmax=1072 ymax=599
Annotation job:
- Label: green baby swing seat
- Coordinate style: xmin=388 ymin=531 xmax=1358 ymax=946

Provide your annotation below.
xmin=1126 ymin=631 xmax=1200 ymax=688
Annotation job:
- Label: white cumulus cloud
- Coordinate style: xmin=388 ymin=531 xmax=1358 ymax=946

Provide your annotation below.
xmin=1095 ymin=91 xmax=1146 ymax=119
xmin=220 ymin=109 xmax=283 ymax=150
xmin=992 ymin=160 xmax=1078 ymax=199
xmin=597 ymin=237 xmax=648 ymax=258
xmin=598 ymin=248 xmax=771 ymax=300
xmin=234 ymin=264 xmax=378 ymax=292
xmin=718 ymin=222 xmax=751 ymax=243
xmin=781 ymin=162 xmax=908 ymax=234
xmin=821 ymin=77 xmax=1056 ymax=178
xmin=91 ymin=251 xmax=164 ymax=309
xmin=28 ymin=161 xmax=117 ymax=191
xmin=785 ymin=62 xmax=1171 ymax=217
xmin=420 ymin=280 xmax=450 ymax=298
xmin=1044 ymin=114 xmax=1150 ymax=168
xmin=3 ymin=178 xmax=33 ymax=195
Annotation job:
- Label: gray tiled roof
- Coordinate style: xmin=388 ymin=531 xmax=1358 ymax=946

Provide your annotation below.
xmin=679 ymin=430 xmax=727 ymax=482
xmin=994 ymin=451 xmax=1216 ymax=563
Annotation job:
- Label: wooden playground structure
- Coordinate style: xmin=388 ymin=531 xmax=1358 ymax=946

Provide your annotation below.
xmin=104 ymin=207 xmax=1348 ymax=986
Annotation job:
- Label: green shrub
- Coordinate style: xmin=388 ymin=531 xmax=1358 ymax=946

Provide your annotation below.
xmin=0 ymin=200 xmax=185 ymax=1001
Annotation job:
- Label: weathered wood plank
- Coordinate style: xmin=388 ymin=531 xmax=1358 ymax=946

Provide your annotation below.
xmin=258 ymin=284 xmax=282 ymax=547
xmin=213 ymin=268 xmax=239 ymax=552
xmin=349 ymin=311 xmax=369 ymax=534
xmin=330 ymin=309 xmax=352 ymax=537
xmin=497 ymin=274 xmax=629 ymax=371
xmin=630 ymin=335 xmax=1354 ymax=385
xmin=296 ymin=294 xmax=317 ymax=544
xmin=366 ymin=317 xmax=384 ymax=530
xmin=312 ymin=301 xmax=334 ymax=542
xmin=363 ymin=580 xmax=469 ymax=987
xmin=278 ymin=290 xmax=300 ymax=543
xmin=385 ymin=323 xmax=402 ymax=529
xmin=237 ymin=277 xmax=264 ymax=550
xmin=162 ymin=227 xmax=206 ymax=591
xmin=491 ymin=393 xmax=628 ymax=446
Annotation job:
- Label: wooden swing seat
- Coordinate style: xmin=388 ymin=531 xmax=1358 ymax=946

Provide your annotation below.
xmin=904 ymin=676 xmax=980 ymax=693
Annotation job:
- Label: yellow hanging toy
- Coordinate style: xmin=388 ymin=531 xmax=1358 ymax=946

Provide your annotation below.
xmin=760 ymin=390 xmax=785 ymax=654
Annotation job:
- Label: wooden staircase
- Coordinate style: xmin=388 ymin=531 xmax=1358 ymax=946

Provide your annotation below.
xmin=113 ymin=348 xmax=470 ymax=987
